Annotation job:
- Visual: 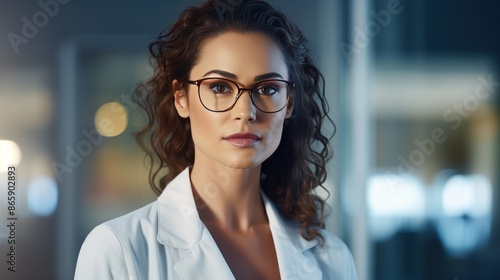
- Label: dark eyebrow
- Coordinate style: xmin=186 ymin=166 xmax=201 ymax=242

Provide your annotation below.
xmin=254 ymin=72 xmax=284 ymax=81
xmin=202 ymin=70 xmax=284 ymax=81
xmin=202 ymin=70 xmax=238 ymax=79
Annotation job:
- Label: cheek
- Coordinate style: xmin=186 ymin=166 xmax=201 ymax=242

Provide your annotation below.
xmin=187 ymin=94 xmax=216 ymax=142
xmin=266 ymin=114 xmax=286 ymax=145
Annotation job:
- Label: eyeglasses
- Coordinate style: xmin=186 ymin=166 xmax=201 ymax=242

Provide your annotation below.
xmin=186 ymin=77 xmax=295 ymax=113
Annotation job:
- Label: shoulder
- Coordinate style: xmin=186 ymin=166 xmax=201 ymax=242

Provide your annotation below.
xmin=312 ymin=229 xmax=359 ymax=280
xmin=74 ymin=224 xmax=130 ymax=279
xmin=102 ymin=201 xmax=159 ymax=239
xmin=318 ymin=229 xmax=351 ymax=254
xmin=74 ymin=202 xmax=158 ymax=280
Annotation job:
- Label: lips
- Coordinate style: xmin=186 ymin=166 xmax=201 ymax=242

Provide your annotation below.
xmin=223 ymin=133 xmax=261 ymax=147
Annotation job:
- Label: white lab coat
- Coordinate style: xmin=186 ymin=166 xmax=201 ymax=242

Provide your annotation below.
xmin=74 ymin=167 xmax=358 ymax=279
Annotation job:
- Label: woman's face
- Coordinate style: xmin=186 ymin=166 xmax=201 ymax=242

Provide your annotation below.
xmin=174 ymin=31 xmax=293 ymax=170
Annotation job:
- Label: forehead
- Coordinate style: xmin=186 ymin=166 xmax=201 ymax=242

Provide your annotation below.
xmin=191 ymin=31 xmax=288 ymax=80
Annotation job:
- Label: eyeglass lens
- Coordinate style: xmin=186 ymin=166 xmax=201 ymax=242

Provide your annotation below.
xmin=198 ymin=78 xmax=289 ymax=112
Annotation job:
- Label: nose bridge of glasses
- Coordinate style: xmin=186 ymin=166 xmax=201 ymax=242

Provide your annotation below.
xmin=235 ymin=85 xmax=250 ymax=96
xmin=234 ymin=86 xmax=254 ymax=106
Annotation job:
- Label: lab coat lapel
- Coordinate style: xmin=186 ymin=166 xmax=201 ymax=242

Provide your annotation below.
xmin=156 ymin=168 xmax=235 ymax=279
xmin=174 ymin=229 xmax=235 ymax=279
xmin=262 ymin=192 xmax=324 ymax=280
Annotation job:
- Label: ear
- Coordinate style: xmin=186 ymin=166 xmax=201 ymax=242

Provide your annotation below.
xmin=284 ymin=94 xmax=294 ymax=119
xmin=173 ymin=79 xmax=189 ymax=118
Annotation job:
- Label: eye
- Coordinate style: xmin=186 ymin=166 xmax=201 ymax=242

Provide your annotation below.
xmin=255 ymin=84 xmax=279 ymax=96
xmin=209 ymin=82 xmax=233 ymax=94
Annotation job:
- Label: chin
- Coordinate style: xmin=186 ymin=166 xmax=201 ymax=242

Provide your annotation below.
xmin=223 ymin=161 xmax=260 ymax=170
xmin=220 ymin=156 xmax=263 ymax=170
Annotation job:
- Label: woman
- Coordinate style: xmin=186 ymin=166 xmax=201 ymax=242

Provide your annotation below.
xmin=74 ymin=0 xmax=358 ymax=279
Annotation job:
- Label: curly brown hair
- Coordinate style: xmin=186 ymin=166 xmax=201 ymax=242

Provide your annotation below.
xmin=133 ymin=0 xmax=335 ymax=242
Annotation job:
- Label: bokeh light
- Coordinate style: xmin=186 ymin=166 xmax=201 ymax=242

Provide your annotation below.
xmin=27 ymin=176 xmax=59 ymax=217
xmin=0 ymin=140 xmax=22 ymax=171
xmin=94 ymin=102 xmax=128 ymax=137
xmin=442 ymin=174 xmax=492 ymax=217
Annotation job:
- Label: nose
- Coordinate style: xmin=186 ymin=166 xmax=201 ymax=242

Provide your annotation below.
xmin=232 ymin=90 xmax=256 ymax=122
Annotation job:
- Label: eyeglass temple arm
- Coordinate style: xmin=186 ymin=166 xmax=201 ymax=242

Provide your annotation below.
xmin=186 ymin=80 xmax=199 ymax=85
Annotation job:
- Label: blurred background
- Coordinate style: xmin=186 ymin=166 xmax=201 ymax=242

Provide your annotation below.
xmin=0 ymin=0 xmax=498 ymax=279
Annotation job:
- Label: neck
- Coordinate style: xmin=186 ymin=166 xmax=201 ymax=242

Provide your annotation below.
xmin=189 ymin=159 xmax=268 ymax=232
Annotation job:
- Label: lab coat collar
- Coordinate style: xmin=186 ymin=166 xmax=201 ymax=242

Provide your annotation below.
xmin=157 ymin=167 xmax=203 ymax=249
xmin=156 ymin=167 xmax=322 ymax=279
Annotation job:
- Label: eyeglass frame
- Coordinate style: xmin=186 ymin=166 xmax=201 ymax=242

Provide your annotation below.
xmin=185 ymin=77 xmax=295 ymax=113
